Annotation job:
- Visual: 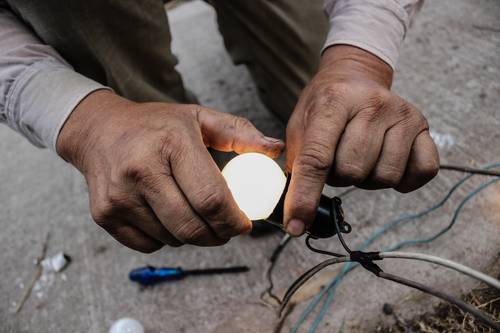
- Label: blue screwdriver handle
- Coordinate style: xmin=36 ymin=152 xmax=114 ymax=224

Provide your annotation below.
xmin=129 ymin=266 xmax=185 ymax=285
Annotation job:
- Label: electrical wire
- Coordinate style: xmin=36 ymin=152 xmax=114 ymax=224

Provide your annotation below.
xmin=378 ymin=251 xmax=500 ymax=290
xmin=378 ymin=271 xmax=500 ymax=330
xmin=281 ymin=251 xmax=500 ymax=329
xmin=261 ymin=183 xmax=357 ymax=307
xmin=279 ymin=256 xmax=349 ymax=316
xmin=305 ymin=235 xmax=344 ymax=257
xmin=316 ymin=201 xmax=499 ymax=330
xmin=294 ymin=168 xmax=500 ymax=332
xmin=440 ymin=164 xmax=500 ymax=177
xmin=260 ymin=234 xmax=292 ymax=305
xmin=292 ymin=163 xmax=500 ymax=332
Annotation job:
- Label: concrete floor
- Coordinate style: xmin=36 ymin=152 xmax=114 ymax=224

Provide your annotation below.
xmin=1 ymin=1 xmax=499 ymax=332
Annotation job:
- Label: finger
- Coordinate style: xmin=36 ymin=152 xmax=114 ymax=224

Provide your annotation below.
xmin=197 ymin=107 xmax=284 ymax=158
xmin=169 ymin=129 xmax=253 ymax=240
xmin=358 ymin=97 xmax=431 ymax=189
xmin=86 ymin=181 xmax=163 ymax=253
xmin=126 ymin=201 xmax=183 ymax=247
xmin=395 ymin=131 xmax=440 ymax=193
xmin=101 ymin=221 xmax=163 ymax=253
xmin=328 ymin=112 xmax=386 ymax=187
xmin=139 ymin=171 xmax=228 ymax=246
xmin=359 ymin=125 xmax=419 ymax=189
xmin=284 ymin=103 xmax=348 ymax=236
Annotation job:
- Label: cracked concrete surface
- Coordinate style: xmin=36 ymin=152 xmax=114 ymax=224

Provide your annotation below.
xmin=1 ymin=0 xmax=499 ymax=332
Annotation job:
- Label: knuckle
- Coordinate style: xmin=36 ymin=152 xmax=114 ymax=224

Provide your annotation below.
xmin=90 ymin=199 xmax=115 ymax=227
xmin=288 ymin=192 xmax=318 ymax=222
xmin=194 ymin=188 xmax=228 ymax=218
xmin=233 ymin=116 xmax=253 ymax=130
xmin=334 ymin=162 xmax=367 ymax=184
xmin=358 ymin=89 xmax=391 ymax=121
xmin=393 ymin=99 xmax=426 ymax=125
xmin=358 ymin=106 xmax=383 ymax=123
xmin=121 ymin=161 xmax=151 ymax=184
xmin=372 ymin=165 xmax=404 ymax=187
xmin=414 ymin=113 xmax=429 ymax=130
xmin=292 ymin=193 xmax=317 ymax=213
xmin=396 ymin=100 xmax=415 ymax=119
xmin=298 ymin=144 xmax=332 ymax=175
xmin=373 ymin=88 xmax=392 ymax=104
xmin=415 ymin=160 xmax=440 ymax=181
xmin=90 ymin=192 xmax=132 ymax=227
xmin=159 ymin=131 xmax=188 ymax=165
xmin=307 ymin=86 xmax=346 ymax=118
xmin=317 ymin=86 xmax=345 ymax=106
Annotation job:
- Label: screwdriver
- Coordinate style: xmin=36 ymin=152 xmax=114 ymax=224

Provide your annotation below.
xmin=129 ymin=265 xmax=250 ymax=286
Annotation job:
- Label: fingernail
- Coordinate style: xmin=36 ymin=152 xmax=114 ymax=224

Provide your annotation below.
xmin=286 ymin=219 xmax=305 ymax=236
xmin=263 ymin=136 xmax=284 ymax=144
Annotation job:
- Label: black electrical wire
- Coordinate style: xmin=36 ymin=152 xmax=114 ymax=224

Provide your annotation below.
xmin=331 ymin=206 xmax=352 ymax=255
xmin=261 ymin=234 xmax=292 ymax=305
xmin=330 ymin=206 xmax=500 ymax=331
xmin=279 ymin=198 xmax=500 ymax=330
xmin=269 ymin=163 xmax=500 ymax=324
xmin=439 ymin=164 xmax=500 ymax=177
xmin=280 ymin=258 xmax=500 ymax=330
xmin=279 ymin=256 xmax=349 ymax=316
xmin=262 ymin=187 xmax=356 ymax=306
xmin=305 ymin=235 xmax=344 ymax=258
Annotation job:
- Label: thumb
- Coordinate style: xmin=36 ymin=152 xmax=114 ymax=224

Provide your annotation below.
xmin=196 ymin=107 xmax=284 ymax=158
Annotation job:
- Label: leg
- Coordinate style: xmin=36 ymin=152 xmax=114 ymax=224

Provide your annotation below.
xmin=7 ymin=0 xmax=187 ymax=103
xmin=209 ymin=0 xmax=329 ymax=120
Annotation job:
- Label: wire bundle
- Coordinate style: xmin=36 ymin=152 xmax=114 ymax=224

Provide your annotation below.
xmin=286 ymin=163 xmax=500 ymax=332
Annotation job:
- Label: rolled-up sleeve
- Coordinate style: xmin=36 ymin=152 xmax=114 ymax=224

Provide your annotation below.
xmin=323 ymin=0 xmax=424 ymax=70
xmin=0 ymin=4 xmax=108 ymax=150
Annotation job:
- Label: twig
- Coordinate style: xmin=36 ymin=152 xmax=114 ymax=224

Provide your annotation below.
xmin=477 ymin=296 xmax=500 ymax=309
xmin=15 ymin=232 xmax=50 ymax=313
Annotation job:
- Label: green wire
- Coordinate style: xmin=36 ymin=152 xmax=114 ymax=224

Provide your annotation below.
xmin=291 ymin=163 xmax=500 ymax=333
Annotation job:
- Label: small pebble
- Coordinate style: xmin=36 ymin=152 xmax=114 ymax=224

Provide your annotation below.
xmin=382 ymin=303 xmax=394 ymax=315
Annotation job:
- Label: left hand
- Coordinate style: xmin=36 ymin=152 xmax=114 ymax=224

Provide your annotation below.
xmin=284 ymin=45 xmax=439 ymax=236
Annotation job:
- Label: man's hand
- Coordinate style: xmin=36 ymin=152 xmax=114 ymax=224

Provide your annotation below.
xmin=284 ymin=45 xmax=439 ymax=236
xmin=57 ymin=90 xmax=284 ymax=252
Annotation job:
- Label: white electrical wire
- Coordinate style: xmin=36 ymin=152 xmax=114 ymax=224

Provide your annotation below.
xmin=379 ymin=251 xmax=500 ymax=290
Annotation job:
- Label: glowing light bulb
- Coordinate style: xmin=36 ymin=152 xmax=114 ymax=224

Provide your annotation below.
xmin=222 ymin=153 xmax=287 ymax=220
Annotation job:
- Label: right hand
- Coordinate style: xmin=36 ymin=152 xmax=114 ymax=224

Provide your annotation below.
xmin=57 ymin=90 xmax=284 ymax=252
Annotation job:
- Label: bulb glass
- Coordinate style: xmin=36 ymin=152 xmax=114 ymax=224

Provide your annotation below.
xmin=222 ymin=153 xmax=286 ymax=220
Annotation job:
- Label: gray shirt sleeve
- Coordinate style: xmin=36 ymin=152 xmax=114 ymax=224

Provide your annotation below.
xmin=0 ymin=3 xmax=108 ymax=151
xmin=323 ymin=0 xmax=424 ymax=70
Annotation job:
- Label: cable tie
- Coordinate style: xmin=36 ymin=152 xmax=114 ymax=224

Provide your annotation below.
xmin=349 ymin=251 xmax=381 ymax=262
xmin=349 ymin=251 xmax=383 ymax=275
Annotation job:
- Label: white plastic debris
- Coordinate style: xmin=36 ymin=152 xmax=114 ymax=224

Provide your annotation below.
xmin=41 ymin=252 xmax=71 ymax=273
xmin=109 ymin=318 xmax=145 ymax=333
xmin=430 ymin=130 xmax=455 ymax=150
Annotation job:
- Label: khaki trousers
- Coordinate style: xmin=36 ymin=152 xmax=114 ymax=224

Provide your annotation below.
xmin=7 ymin=0 xmax=328 ymax=120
